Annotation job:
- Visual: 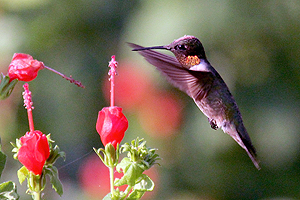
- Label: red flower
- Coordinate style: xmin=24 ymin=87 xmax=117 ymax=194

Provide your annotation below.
xmin=96 ymin=106 xmax=128 ymax=149
xmin=8 ymin=53 xmax=45 ymax=82
xmin=17 ymin=130 xmax=50 ymax=175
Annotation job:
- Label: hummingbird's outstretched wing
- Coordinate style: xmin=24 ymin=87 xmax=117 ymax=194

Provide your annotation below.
xmin=128 ymin=43 xmax=214 ymax=101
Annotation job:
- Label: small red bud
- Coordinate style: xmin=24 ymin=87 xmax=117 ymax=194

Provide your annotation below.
xmin=96 ymin=106 xmax=128 ymax=149
xmin=17 ymin=130 xmax=50 ymax=175
xmin=8 ymin=53 xmax=45 ymax=82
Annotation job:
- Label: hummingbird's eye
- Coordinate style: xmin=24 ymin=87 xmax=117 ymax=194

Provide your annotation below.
xmin=177 ymin=45 xmax=186 ymax=50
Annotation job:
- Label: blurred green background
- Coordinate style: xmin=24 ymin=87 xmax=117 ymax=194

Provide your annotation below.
xmin=1 ymin=0 xmax=300 ymax=199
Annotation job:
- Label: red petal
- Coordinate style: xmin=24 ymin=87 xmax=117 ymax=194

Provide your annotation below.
xmin=12 ymin=53 xmax=33 ymax=61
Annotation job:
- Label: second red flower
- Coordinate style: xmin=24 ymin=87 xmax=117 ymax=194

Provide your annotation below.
xmin=96 ymin=106 xmax=128 ymax=149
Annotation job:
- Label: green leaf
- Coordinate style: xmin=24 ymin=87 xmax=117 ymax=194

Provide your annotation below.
xmin=0 ymin=181 xmax=19 ymax=200
xmin=44 ymin=166 xmax=63 ymax=196
xmin=0 ymin=74 xmax=18 ymax=100
xmin=133 ymin=174 xmax=154 ymax=192
xmin=93 ymin=147 xmax=105 ymax=163
xmin=0 ymin=147 xmax=7 ymax=178
xmin=126 ymin=174 xmax=154 ymax=200
xmin=125 ymin=175 xmax=154 ymax=200
xmin=46 ymin=145 xmax=66 ymax=165
xmin=17 ymin=166 xmax=29 ymax=184
xmin=119 ymin=138 xmax=160 ymax=171
xmin=116 ymin=157 xmax=131 ymax=173
xmin=126 ymin=190 xmax=145 ymax=200
xmin=10 ymin=139 xmax=21 ymax=160
xmin=115 ymin=159 xmax=144 ymax=187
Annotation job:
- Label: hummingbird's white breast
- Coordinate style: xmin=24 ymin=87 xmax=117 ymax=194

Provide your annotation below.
xmin=189 ymin=60 xmax=211 ymax=72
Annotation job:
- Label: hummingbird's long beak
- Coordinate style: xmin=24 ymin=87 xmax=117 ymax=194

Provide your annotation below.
xmin=131 ymin=45 xmax=168 ymax=51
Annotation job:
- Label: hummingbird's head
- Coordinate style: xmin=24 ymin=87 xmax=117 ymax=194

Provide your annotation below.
xmin=166 ymin=35 xmax=206 ymax=67
xmin=131 ymin=35 xmax=206 ymax=68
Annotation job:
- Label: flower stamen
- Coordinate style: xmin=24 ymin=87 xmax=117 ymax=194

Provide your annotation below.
xmin=23 ymin=83 xmax=35 ymax=132
xmin=108 ymin=55 xmax=118 ymax=107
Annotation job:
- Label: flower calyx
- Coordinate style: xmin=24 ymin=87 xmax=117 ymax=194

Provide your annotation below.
xmin=93 ymin=143 xmax=120 ymax=168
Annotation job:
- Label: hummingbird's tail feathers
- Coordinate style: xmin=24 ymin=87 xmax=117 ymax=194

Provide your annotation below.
xmin=237 ymin=125 xmax=261 ymax=170
xmin=226 ymin=127 xmax=260 ymax=170
xmin=244 ymin=147 xmax=261 ymax=170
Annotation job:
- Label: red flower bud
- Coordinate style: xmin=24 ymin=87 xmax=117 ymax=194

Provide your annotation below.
xmin=96 ymin=106 xmax=128 ymax=149
xmin=8 ymin=53 xmax=45 ymax=82
xmin=17 ymin=130 xmax=50 ymax=175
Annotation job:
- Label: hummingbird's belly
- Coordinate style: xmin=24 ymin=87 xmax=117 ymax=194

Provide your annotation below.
xmin=195 ymin=97 xmax=228 ymax=127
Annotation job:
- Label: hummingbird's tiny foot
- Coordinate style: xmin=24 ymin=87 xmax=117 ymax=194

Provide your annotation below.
xmin=209 ymin=118 xmax=218 ymax=130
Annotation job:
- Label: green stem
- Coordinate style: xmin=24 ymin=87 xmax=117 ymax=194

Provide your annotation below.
xmin=32 ymin=191 xmax=41 ymax=200
xmin=124 ymin=185 xmax=132 ymax=197
xmin=29 ymin=172 xmax=42 ymax=200
xmin=109 ymin=166 xmax=114 ymax=196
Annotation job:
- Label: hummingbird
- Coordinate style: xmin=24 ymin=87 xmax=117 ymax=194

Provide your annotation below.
xmin=129 ymin=35 xmax=260 ymax=169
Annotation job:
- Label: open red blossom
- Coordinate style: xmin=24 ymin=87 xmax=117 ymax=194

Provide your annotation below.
xmin=96 ymin=106 xmax=128 ymax=149
xmin=17 ymin=130 xmax=50 ymax=175
xmin=8 ymin=53 xmax=45 ymax=82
